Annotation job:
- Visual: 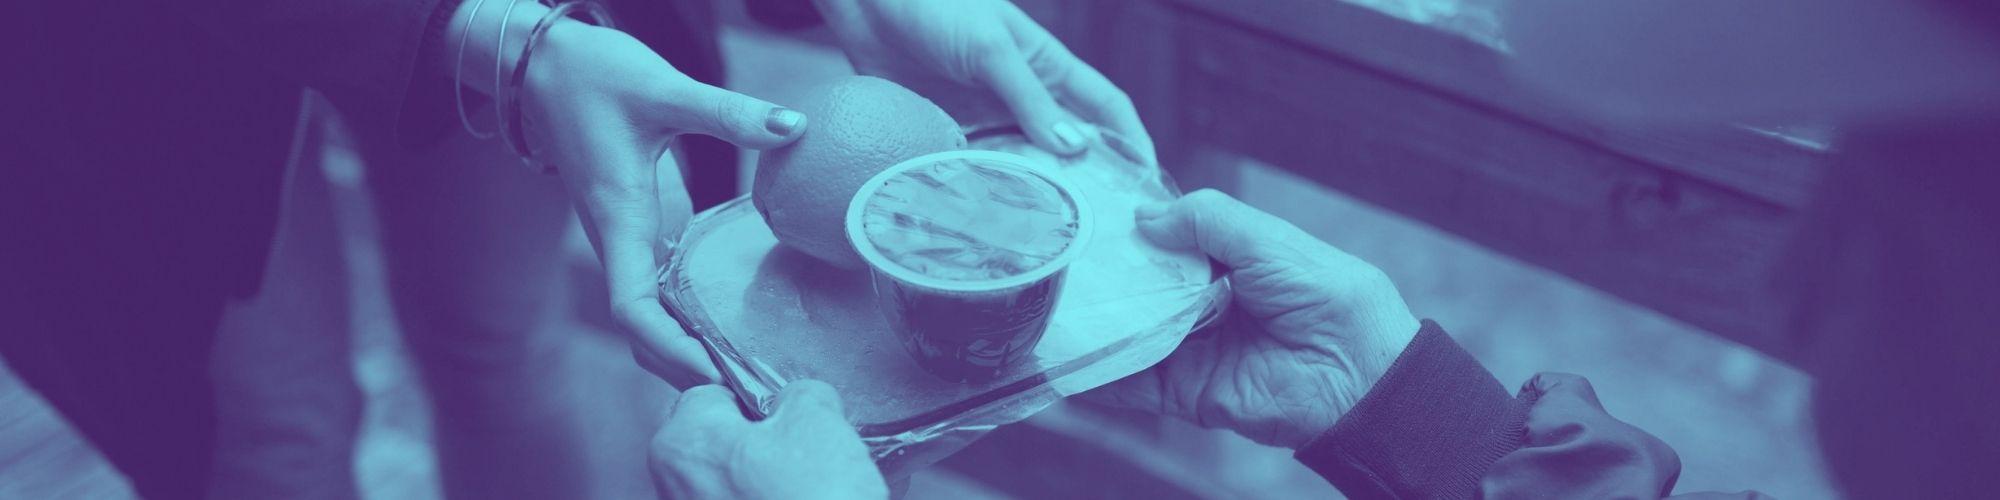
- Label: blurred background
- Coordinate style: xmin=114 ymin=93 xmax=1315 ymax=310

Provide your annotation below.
xmin=0 ymin=0 xmax=1837 ymax=498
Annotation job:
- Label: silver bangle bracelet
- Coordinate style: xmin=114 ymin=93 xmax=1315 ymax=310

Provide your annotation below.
xmin=452 ymin=0 xmax=498 ymax=139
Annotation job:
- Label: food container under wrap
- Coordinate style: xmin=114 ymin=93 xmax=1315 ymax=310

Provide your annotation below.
xmin=656 ymin=127 xmax=1230 ymax=479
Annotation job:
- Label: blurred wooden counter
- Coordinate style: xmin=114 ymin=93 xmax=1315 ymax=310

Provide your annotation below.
xmin=1020 ymin=0 xmax=1828 ymax=364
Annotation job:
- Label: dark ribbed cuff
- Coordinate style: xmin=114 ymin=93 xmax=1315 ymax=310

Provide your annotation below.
xmin=1293 ymin=320 xmax=1528 ymax=500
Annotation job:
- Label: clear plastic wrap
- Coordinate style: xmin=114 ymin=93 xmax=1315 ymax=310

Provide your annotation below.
xmin=657 ymin=127 xmax=1229 ymax=479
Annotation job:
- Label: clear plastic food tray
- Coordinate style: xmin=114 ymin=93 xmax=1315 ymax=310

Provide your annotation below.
xmin=657 ymin=127 xmax=1229 ymax=478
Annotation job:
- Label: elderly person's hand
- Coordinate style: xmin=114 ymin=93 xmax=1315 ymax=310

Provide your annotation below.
xmin=650 ymin=381 xmax=888 ymax=500
xmin=1089 ymin=190 xmax=1421 ymax=448
xmin=813 ymin=0 xmax=1155 ymax=164
xmin=451 ymin=2 xmax=806 ymax=387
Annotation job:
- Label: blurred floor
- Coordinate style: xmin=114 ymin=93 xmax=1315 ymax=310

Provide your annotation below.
xmin=0 ymin=13 xmax=1834 ymax=500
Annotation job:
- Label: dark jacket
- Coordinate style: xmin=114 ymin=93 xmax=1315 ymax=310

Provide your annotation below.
xmin=3 ymin=0 xmax=721 ymax=302
xmin=1297 ymin=321 xmax=1769 ymax=499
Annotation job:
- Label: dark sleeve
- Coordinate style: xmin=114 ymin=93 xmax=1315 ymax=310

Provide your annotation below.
xmin=186 ymin=0 xmax=463 ymax=145
xmin=1293 ymin=321 xmax=1772 ymax=499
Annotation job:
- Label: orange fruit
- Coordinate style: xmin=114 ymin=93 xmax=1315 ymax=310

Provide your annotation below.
xmin=753 ymin=76 xmax=966 ymax=268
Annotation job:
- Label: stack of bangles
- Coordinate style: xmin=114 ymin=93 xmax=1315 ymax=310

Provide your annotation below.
xmin=453 ymin=0 xmax=616 ymax=174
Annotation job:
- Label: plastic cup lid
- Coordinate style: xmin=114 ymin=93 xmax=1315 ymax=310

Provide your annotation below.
xmin=845 ymin=150 xmax=1094 ymax=292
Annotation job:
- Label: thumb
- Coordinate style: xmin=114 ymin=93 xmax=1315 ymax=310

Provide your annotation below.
xmin=771 ymin=379 xmax=845 ymax=420
xmin=976 ymin=47 xmax=1094 ymax=155
xmin=1135 ymin=189 xmax=1318 ymax=270
xmin=660 ymin=81 xmax=807 ymax=150
xmin=769 ymin=380 xmax=858 ymax=439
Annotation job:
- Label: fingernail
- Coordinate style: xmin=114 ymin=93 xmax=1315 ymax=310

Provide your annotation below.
xmin=1135 ymin=201 xmax=1170 ymax=220
xmin=766 ymin=107 xmax=804 ymax=136
xmin=1052 ymin=122 xmax=1087 ymax=151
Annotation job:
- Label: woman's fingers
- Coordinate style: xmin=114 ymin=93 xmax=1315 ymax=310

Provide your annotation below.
xmin=977 ymin=44 xmax=1092 ymax=156
xmin=998 ymin=9 xmax=1152 ymax=162
xmin=657 ymin=80 xmax=807 ymax=151
xmin=1059 ymin=63 xmax=1157 ymax=167
xmin=567 ymin=137 xmax=721 ymax=389
xmin=615 ymin=84 xmax=795 ymax=387
xmin=583 ymin=202 xmax=719 ymax=387
xmin=629 ymin=333 xmax=719 ymax=389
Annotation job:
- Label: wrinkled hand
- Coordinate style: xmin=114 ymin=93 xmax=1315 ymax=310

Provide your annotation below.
xmin=1090 ymin=190 xmax=1421 ymax=449
xmin=650 ymin=381 xmax=888 ymax=500
xmin=814 ymin=0 xmax=1154 ymax=163
xmin=508 ymin=19 xmax=806 ymax=386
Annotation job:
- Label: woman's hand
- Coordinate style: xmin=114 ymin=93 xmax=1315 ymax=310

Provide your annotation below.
xmin=650 ymin=382 xmax=888 ymax=500
xmin=450 ymin=2 xmax=806 ymax=387
xmin=814 ymin=0 xmax=1155 ymax=164
xmin=1089 ymin=190 xmax=1422 ymax=449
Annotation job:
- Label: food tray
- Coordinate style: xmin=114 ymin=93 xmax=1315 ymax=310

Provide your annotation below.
xmin=657 ymin=127 xmax=1228 ymax=478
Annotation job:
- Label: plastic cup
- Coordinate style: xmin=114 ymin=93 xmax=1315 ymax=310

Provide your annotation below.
xmin=845 ymin=150 xmax=1093 ymax=382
